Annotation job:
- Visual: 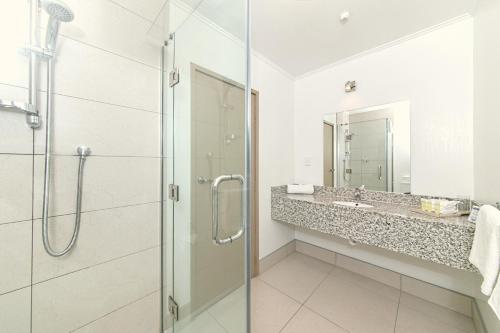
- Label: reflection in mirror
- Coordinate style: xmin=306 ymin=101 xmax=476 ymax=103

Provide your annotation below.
xmin=324 ymin=101 xmax=410 ymax=193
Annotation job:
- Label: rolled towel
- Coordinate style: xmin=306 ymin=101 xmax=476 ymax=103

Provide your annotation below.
xmin=469 ymin=205 xmax=500 ymax=296
xmin=287 ymin=184 xmax=314 ymax=195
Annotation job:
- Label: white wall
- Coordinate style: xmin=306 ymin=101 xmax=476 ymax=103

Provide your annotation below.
xmin=0 ymin=0 xmax=161 ymax=332
xmin=293 ymin=17 xmax=474 ymax=198
xmin=252 ymin=54 xmax=296 ymax=259
xmin=474 ymin=0 xmax=500 ymax=330
xmin=474 ymin=0 xmax=500 ymax=205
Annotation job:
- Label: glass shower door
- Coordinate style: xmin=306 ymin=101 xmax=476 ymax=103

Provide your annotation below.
xmin=162 ymin=0 xmax=249 ymax=332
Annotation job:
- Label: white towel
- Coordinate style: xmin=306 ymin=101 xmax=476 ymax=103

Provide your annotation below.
xmin=287 ymin=184 xmax=314 ymax=195
xmin=469 ymin=205 xmax=500 ymax=296
xmin=488 ymin=273 xmax=500 ymax=319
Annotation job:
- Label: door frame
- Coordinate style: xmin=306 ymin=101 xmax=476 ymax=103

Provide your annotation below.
xmin=251 ymin=90 xmax=259 ymax=277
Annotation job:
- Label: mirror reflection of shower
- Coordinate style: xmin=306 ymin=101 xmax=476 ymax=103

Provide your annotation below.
xmin=197 ymin=152 xmax=214 ymax=184
xmin=222 ymin=85 xmax=240 ymax=145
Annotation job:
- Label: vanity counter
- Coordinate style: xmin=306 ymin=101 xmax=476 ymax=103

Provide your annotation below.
xmin=271 ymin=186 xmax=476 ymax=271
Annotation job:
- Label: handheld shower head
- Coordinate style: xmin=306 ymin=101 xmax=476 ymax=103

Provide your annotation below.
xmin=42 ymin=0 xmax=74 ymax=51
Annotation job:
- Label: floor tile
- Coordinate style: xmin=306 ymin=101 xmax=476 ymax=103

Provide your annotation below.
xmin=330 ymin=267 xmax=400 ymax=302
xmin=306 ymin=268 xmax=399 ymax=333
xmin=399 ymin=293 xmax=475 ymax=333
xmin=396 ymin=304 xmax=475 ymax=333
xmin=281 ymin=307 xmax=348 ymax=333
xmin=208 ymin=285 xmax=246 ymax=332
xmin=176 ymin=311 xmax=227 ymax=333
xmin=251 ymin=278 xmax=301 ymax=333
xmin=258 ymin=252 xmax=333 ymax=303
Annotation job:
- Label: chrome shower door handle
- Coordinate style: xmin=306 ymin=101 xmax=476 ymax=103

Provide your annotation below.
xmin=211 ymin=174 xmax=245 ymax=245
xmin=378 ymin=165 xmax=382 ymax=180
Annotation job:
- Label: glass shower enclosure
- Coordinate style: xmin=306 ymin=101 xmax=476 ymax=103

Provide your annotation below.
xmin=0 ymin=0 xmax=250 ymax=332
xmin=162 ymin=0 xmax=251 ymax=332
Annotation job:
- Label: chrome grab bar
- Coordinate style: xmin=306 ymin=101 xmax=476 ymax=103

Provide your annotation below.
xmin=211 ymin=174 xmax=245 ymax=245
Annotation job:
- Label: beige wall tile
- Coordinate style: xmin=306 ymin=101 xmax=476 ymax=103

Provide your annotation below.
xmin=33 ymin=202 xmax=160 ymax=283
xmin=110 ymin=0 xmax=166 ymax=22
xmin=259 ymin=240 xmax=296 ymax=273
xmin=472 ymin=300 xmax=487 ymax=333
xmin=40 ymin=36 xmax=159 ymax=112
xmin=74 ymin=291 xmax=161 ymax=333
xmin=396 ymin=304 xmax=472 ymax=333
xmin=400 ymin=293 xmax=475 ymax=332
xmin=0 ymin=155 xmax=33 ymax=225
xmin=296 ymin=240 xmax=336 ymax=265
xmin=0 ymin=287 xmax=31 ymax=333
xmin=32 ymin=248 xmax=160 ymax=333
xmin=34 ymin=94 xmax=160 ymax=157
xmin=0 ymin=221 xmax=32 ymax=294
xmin=0 ymin=1 xmax=29 ymax=89
xmin=0 ymin=84 xmax=33 ymax=154
xmin=401 ymin=276 xmax=472 ymax=317
xmin=33 ymin=155 xmax=160 ymax=218
xmin=46 ymin=0 xmax=161 ymax=68
xmin=337 ymin=254 xmax=401 ymax=290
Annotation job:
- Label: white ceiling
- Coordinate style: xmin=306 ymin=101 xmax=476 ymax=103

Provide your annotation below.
xmin=251 ymin=0 xmax=477 ymax=76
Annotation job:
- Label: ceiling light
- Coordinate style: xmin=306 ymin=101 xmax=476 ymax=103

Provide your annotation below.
xmin=340 ymin=11 xmax=350 ymax=23
xmin=345 ymin=81 xmax=356 ymax=93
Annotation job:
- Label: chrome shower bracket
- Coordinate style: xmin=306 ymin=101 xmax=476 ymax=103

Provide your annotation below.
xmin=0 ymin=99 xmax=41 ymax=128
xmin=23 ymin=45 xmax=55 ymax=59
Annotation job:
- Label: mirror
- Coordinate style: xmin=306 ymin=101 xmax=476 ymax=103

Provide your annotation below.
xmin=324 ymin=101 xmax=411 ymax=193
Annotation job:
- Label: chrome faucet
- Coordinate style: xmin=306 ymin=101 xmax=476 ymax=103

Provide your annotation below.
xmin=354 ymin=185 xmax=365 ymax=201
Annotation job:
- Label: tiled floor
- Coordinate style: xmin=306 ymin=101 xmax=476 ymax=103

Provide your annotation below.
xmin=178 ymin=252 xmax=477 ymax=333
xmin=253 ymin=252 xmax=476 ymax=333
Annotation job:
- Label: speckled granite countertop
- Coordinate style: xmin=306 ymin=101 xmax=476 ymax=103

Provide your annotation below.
xmin=271 ymin=186 xmax=476 ymax=271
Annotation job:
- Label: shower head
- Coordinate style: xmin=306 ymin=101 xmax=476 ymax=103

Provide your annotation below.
xmin=42 ymin=0 xmax=74 ymax=51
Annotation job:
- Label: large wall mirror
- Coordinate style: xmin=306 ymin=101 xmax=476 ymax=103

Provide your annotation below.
xmin=324 ymin=101 xmax=410 ymax=193
xmin=295 ymin=16 xmax=474 ymax=199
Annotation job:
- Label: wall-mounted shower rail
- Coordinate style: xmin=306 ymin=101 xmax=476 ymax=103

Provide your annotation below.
xmin=0 ymin=0 xmax=42 ymax=128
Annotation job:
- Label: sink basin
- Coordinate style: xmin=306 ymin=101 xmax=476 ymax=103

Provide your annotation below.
xmin=333 ymin=201 xmax=373 ymax=208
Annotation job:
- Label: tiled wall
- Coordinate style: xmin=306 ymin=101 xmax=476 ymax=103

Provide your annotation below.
xmin=0 ymin=0 xmax=162 ymax=332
